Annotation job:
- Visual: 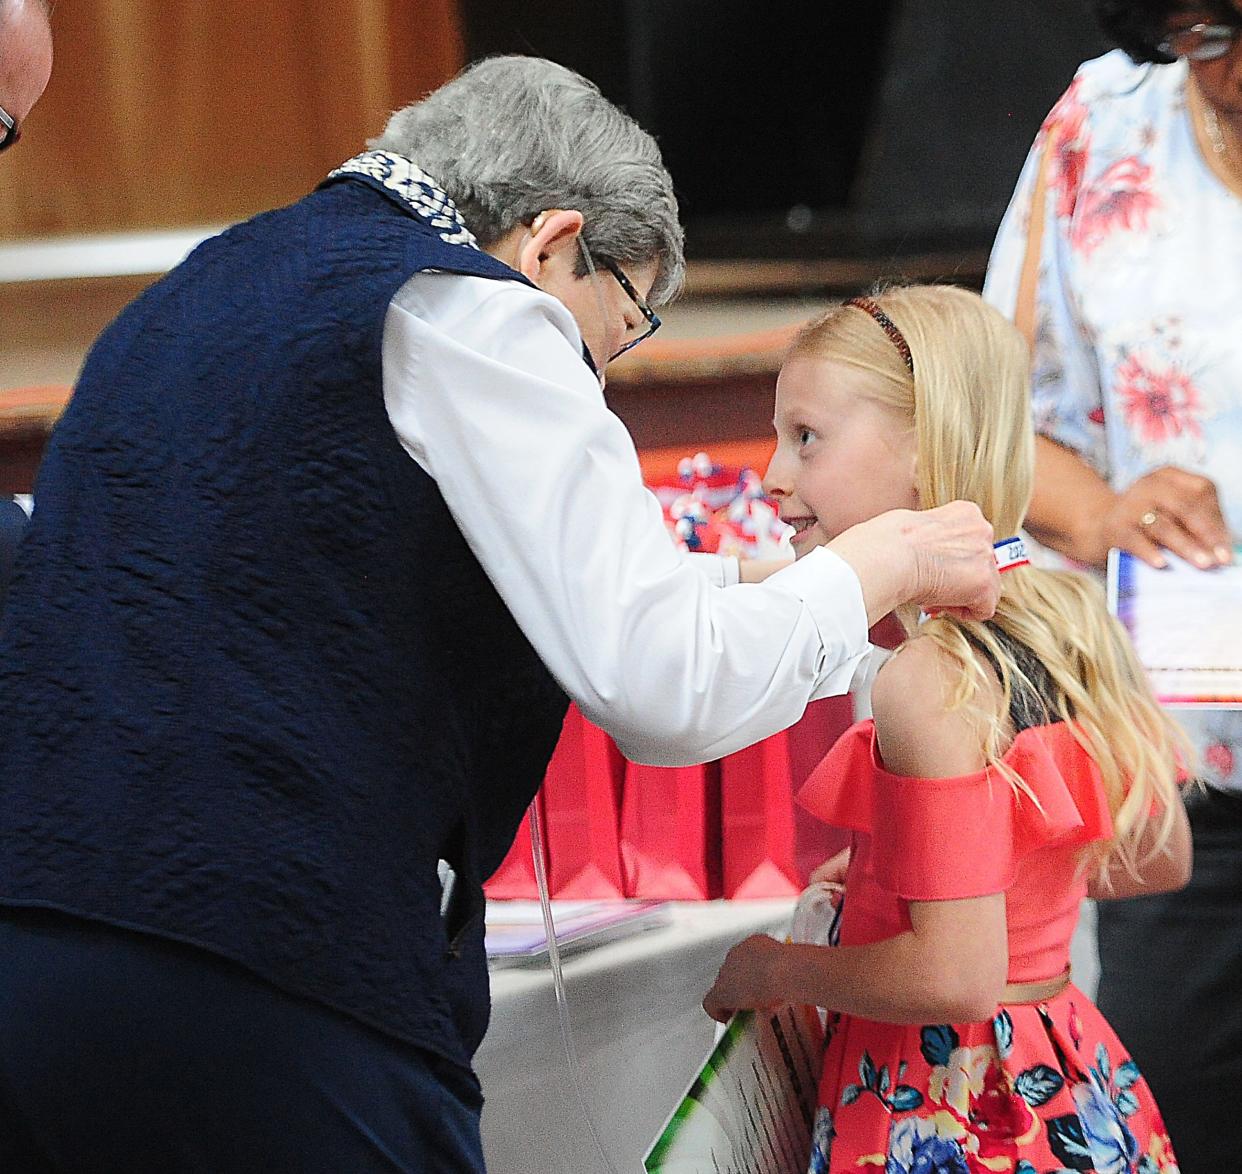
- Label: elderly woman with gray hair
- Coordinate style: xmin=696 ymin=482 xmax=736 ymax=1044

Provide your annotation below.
xmin=0 ymin=56 xmax=997 ymax=1171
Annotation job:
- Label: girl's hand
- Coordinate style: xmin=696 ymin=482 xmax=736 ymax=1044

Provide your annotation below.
xmin=738 ymin=556 xmax=795 ymax=583
xmin=809 ymin=848 xmax=850 ymax=888
xmin=702 ymin=934 xmax=788 ymax=1023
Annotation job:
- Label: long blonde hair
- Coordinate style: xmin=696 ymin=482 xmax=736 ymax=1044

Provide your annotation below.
xmin=792 ymin=284 xmax=1186 ymax=878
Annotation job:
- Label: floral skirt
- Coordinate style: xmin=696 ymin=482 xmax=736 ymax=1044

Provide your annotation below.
xmin=808 ymin=984 xmax=1178 ymax=1174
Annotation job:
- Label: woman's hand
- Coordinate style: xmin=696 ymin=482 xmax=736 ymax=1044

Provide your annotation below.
xmin=1095 ymin=465 xmax=1232 ymax=570
xmin=1028 ymin=439 xmax=1234 ymax=571
xmin=702 ymin=934 xmax=789 ymax=1023
xmin=829 ymin=501 xmax=999 ymax=626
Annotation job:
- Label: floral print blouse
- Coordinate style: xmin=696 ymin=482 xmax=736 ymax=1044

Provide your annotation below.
xmin=985 ymin=50 xmax=1242 ymax=791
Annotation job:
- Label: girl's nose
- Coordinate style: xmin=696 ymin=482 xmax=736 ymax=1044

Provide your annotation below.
xmin=761 ymin=453 xmax=789 ymax=499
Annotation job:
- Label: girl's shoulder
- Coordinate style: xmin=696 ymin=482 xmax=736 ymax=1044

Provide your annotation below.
xmin=870 ymin=635 xmax=999 ymax=781
xmin=802 ymin=635 xmax=1112 ymax=885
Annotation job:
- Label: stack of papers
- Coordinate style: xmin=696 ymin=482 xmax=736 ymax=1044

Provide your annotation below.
xmin=1108 ymin=547 xmax=1242 ymax=708
xmin=484 ymin=900 xmax=669 ymax=967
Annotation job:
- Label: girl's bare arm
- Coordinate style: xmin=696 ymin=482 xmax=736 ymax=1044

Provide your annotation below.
xmin=1087 ymin=790 xmax=1192 ymax=900
xmin=704 ymin=638 xmax=1010 ymax=1024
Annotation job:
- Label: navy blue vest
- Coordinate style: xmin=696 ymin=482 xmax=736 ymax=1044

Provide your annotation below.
xmin=0 ymin=172 xmax=570 ymax=1064
xmin=0 ymin=498 xmax=26 ymax=615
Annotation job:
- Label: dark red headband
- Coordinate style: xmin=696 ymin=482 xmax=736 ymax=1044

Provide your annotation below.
xmin=844 ymin=295 xmax=915 ymax=375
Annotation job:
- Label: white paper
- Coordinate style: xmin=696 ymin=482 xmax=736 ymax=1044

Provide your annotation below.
xmin=484 ymin=899 xmax=668 ymax=965
xmin=1107 ymin=546 xmax=1242 ymax=708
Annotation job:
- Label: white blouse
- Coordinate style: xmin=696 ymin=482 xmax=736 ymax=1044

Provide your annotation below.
xmin=986 ymin=49 xmax=1242 ymax=788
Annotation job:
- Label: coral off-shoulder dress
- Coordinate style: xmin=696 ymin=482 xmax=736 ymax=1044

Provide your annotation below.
xmin=796 ymin=718 xmax=1179 ymax=1174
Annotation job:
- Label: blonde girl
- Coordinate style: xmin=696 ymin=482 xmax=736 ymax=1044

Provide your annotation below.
xmin=704 ymin=284 xmax=1188 ymax=1174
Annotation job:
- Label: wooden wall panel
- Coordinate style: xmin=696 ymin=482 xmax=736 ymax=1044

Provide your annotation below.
xmin=0 ymin=0 xmax=465 ymax=241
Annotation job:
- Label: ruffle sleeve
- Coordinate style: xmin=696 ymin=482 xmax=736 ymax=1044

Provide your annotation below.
xmin=796 ymin=719 xmax=1114 ymax=901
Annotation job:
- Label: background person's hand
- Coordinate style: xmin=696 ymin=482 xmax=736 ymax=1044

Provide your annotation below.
xmin=829 ymin=501 xmax=999 ymax=625
xmin=1094 ymin=466 xmax=1232 ymax=570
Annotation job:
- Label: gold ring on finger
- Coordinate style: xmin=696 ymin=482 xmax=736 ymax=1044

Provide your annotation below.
xmin=1140 ymin=510 xmax=1159 ymax=528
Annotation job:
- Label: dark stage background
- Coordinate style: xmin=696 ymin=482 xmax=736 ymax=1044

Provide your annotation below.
xmin=461 ymin=0 xmax=1110 ymax=261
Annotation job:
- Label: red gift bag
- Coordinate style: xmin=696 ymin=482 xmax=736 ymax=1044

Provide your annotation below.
xmin=720 ymin=730 xmax=802 ymax=899
xmin=619 ymin=758 xmax=721 ymax=899
xmin=543 ymin=706 xmax=627 ymax=899
xmin=719 ymin=697 xmax=856 ymax=897
xmin=787 ymin=696 xmax=855 ymax=881
xmin=483 ymin=791 xmax=546 ymax=899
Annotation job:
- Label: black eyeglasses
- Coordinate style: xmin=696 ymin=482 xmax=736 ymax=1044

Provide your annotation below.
xmin=0 ymin=104 xmax=21 ymax=153
xmin=1158 ymin=21 xmax=1242 ymax=61
xmin=599 ymin=257 xmax=661 ymax=360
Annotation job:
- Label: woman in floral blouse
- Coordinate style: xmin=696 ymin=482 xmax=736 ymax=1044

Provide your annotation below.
xmin=985 ymin=3 xmax=1242 ymax=1170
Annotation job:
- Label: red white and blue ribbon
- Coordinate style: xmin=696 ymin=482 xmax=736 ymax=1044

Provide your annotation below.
xmin=994 ymin=535 xmax=1030 ymax=574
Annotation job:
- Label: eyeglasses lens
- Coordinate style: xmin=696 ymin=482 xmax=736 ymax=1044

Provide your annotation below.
xmin=1164 ymin=23 xmax=1239 ymax=60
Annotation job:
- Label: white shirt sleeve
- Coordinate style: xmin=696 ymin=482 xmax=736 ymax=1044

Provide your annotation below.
xmin=685 ymin=552 xmax=740 ymax=588
xmin=381 ymin=272 xmax=871 ymax=765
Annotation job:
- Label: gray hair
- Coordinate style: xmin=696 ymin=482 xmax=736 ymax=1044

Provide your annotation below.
xmin=369 ymin=55 xmax=685 ymax=305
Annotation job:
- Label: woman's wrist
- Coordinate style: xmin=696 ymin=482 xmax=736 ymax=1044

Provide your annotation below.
xmin=1062 ymin=509 xmax=1112 ymax=569
xmin=1028 ymin=435 xmax=1116 ymax=569
xmin=1026 ymin=487 xmax=1115 ymax=569
xmin=827 ymin=526 xmax=909 ymax=624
